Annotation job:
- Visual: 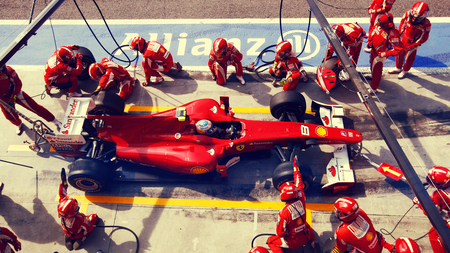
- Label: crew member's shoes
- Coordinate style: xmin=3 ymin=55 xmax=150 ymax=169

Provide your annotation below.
xmin=301 ymin=70 xmax=309 ymax=82
xmin=368 ymin=88 xmax=376 ymax=96
xmin=388 ymin=68 xmax=402 ymax=74
xmin=175 ymin=62 xmax=183 ymax=72
xmin=73 ymin=238 xmax=83 ymax=250
xmin=397 ymin=71 xmax=407 ymax=79
xmin=16 ymin=123 xmax=24 ymax=136
xmin=45 ymin=85 xmax=52 ymax=95
xmin=0 ymin=182 xmax=4 ymax=195
xmin=363 ymin=73 xmax=372 ymax=79
xmin=154 ymin=76 xmax=164 ymax=84
xmin=339 ymin=69 xmax=350 ymax=82
xmin=364 ymin=47 xmax=371 ymax=53
xmin=237 ymin=75 xmax=246 ymax=85
xmin=68 ymin=92 xmax=82 ymax=97
xmin=65 ymin=235 xmax=74 ymax=251
xmin=272 ymin=79 xmax=279 ymax=87
xmin=53 ymin=119 xmax=62 ymax=131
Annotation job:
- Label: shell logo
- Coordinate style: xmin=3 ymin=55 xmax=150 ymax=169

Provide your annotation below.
xmin=236 ymin=144 xmax=245 ymax=151
xmin=297 ymin=218 xmax=304 ymax=225
xmin=366 ymin=232 xmax=374 ymax=241
xmin=190 ymin=167 xmax=209 ymax=174
xmin=315 ymin=126 xmax=328 ymax=137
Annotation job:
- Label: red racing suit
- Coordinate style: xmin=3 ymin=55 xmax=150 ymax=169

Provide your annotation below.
xmin=0 ymin=66 xmax=55 ymax=126
xmin=334 ymin=209 xmax=386 ymax=253
xmin=58 ymin=183 xmax=98 ymax=240
xmin=95 ymin=58 xmax=135 ymax=100
xmin=142 ymin=41 xmax=174 ymax=82
xmin=395 ymin=11 xmax=431 ymax=72
xmin=267 ymin=167 xmax=315 ymax=253
xmin=0 ymin=227 xmax=21 ymax=253
xmin=269 ymin=51 xmax=307 ymax=91
xmin=368 ymin=0 xmax=396 ymax=38
xmin=43 ymin=45 xmax=83 ymax=93
xmin=367 ymin=24 xmax=404 ymax=90
xmin=208 ymin=43 xmax=243 ymax=85
xmin=326 ymin=23 xmax=366 ymax=66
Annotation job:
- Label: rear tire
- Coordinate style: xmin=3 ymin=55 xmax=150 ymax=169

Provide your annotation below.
xmin=272 ymin=161 xmax=313 ymax=192
xmin=72 ymin=46 xmax=96 ymax=80
xmin=88 ymin=91 xmax=125 ymax=115
xmin=68 ymin=157 xmax=109 ymax=192
xmin=270 ymin=91 xmax=306 ymax=121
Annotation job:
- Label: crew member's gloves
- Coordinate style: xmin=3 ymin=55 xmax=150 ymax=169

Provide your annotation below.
xmin=76 ymin=53 xmax=83 ymax=61
xmin=12 ymin=239 xmax=21 ymax=251
xmin=368 ymin=9 xmax=376 ymax=14
xmin=70 ymin=44 xmax=80 ymax=50
xmin=412 ymin=196 xmax=420 ymax=205
xmin=61 ymin=168 xmax=67 ymax=186
xmin=378 ymin=52 xmax=387 ymax=58
xmin=91 ymin=88 xmax=102 ymax=96
xmin=211 ymin=72 xmax=216 ymax=81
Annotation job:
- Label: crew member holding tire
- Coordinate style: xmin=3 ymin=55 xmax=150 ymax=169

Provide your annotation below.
xmin=129 ymin=36 xmax=182 ymax=86
xmin=389 ymin=1 xmax=431 ymax=79
xmin=89 ymin=58 xmax=135 ymax=100
xmin=44 ymin=45 xmax=84 ymax=97
xmin=267 ymin=156 xmax=317 ymax=253
xmin=208 ymin=38 xmax=246 ymax=86
xmin=58 ymin=168 xmax=99 ymax=251
xmin=270 ymin=41 xmax=309 ymax=90
xmin=1 ymin=65 xmax=62 ymax=135
xmin=365 ymin=0 xmax=396 ymax=53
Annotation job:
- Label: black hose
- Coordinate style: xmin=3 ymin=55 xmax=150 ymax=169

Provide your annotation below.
xmin=95 ymin=225 xmax=140 ymax=253
xmin=251 ymin=233 xmax=275 ymax=248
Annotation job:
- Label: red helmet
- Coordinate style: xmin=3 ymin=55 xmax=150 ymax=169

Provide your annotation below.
xmin=276 ymin=41 xmax=292 ymax=59
xmin=279 ymin=182 xmax=298 ymax=202
xmin=334 ymin=197 xmax=360 ymax=222
xmin=410 ymin=2 xmax=429 ymax=25
xmin=130 ymin=36 xmax=146 ymax=53
xmin=426 ymin=166 xmax=450 ymax=189
xmin=378 ymin=13 xmax=394 ymax=29
xmin=58 ymin=196 xmax=79 ymax=218
xmin=332 ymin=24 xmax=346 ymax=41
xmin=249 ymin=246 xmax=269 ymax=253
xmin=56 ymin=46 xmax=75 ymax=64
xmin=391 ymin=237 xmax=421 ymax=253
xmin=89 ymin=63 xmax=106 ymax=80
xmin=213 ymin=38 xmax=227 ymax=56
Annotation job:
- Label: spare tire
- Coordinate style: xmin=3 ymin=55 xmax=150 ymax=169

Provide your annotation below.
xmin=88 ymin=91 xmax=125 ymax=116
xmin=272 ymin=161 xmax=313 ymax=192
xmin=270 ymin=91 xmax=307 ymax=121
xmin=72 ymin=46 xmax=96 ymax=80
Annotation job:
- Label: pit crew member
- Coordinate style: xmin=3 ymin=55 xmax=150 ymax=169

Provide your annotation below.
xmin=43 ymin=45 xmax=84 ymax=97
xmin=389 ymin=1 xmax=431 ymax=79
xmin=58 ymin=169 xmax=99 ymax=251
xmin=385 ymin=237 xmax=422 ymax=253
xmin=267 ymin=157 xmax=316 ymax=253
xmin=365 ymin=13 xmax=404 ymax=93
xmin=129 ymin=36 xmax=182 ymax=86
xmin=366 ymin=0 xmax=396 ymax=52
xmin=0 ymin=227 xmax=21 ymax=253
xmin=413 ymin=166 xmax=450 ymax=253
xmin=325 ymin=23 xmax=366 ymax=81
xmin=269 ymin=41 xmax=309 ymax=91
xmin=208 ymin=38 xmax=246 ymax=86
xmin=89 ymin=58 xmax=136 ymax=100
xmin=1 ymin=65 xmax=62 ymax=135
xmin=332 ymin=197 xmax=393 ymax=253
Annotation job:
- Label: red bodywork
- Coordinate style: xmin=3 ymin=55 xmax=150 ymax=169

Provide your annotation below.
xmin=87 ymin=98 xmax=362 ymax=176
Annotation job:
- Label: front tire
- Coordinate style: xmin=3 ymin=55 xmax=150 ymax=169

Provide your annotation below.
xmin=270 ymin=91 xmax=307 ymax=121
xmin=272 ymin=161 xmax=313 ymax=192
xmin=68 ymin=157 xmax=109 ymax=192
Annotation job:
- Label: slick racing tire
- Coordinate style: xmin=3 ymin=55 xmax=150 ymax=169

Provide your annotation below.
xmin=72 ymin=46 xmax=96 ymax=80
xmin=270 ymin=91 xmax=306 ymax=121
xmin=272 ymin=161 xmax=313 ymax=192
xmin=88 ymin=91 xmax=125 ymax=115
xmin=68 ymin=157 xmax=109 ymax=192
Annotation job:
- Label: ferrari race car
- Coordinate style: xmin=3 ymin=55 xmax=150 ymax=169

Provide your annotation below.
xmin=38 ymin=90 xmax=362 ymax=193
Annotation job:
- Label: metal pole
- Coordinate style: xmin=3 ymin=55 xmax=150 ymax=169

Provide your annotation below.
xmin=304 ymin=0 xmax=450 ymax=250
xmin=0 ymin=0 xmax=67 ymax=68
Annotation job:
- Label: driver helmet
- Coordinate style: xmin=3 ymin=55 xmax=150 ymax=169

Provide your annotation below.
xmin=426 ymin=165 xmax=450 ymax=189
xmin=378 ymin=13 xmax=394 ymax=29
xmin=56 ymin=46 xmax=75 ymax=64
xmin=391 ymin=237 xmax=421 ymax=253
xmin=409 ymin=1 xmax=429 ymax=25
xmin=89 ymin=63 xmax=106 ymax=80
xmin=334 ymin=197 xmax=360 ymax=222
xmin=130 ymin=36 xmax=146 ymax=53
xmin=249 ymin=246 xmax=269 ymax=253
xmin=279 ymin=182 xmax=298 ymax=202
xmin=195 ymin=119 xmax=217 ymax=135
xmin=332 ymin=24 xmax=346 ymax=41
xmin=213 ymin=38 xmax=227 ymax=57
xmin=275 ymin=41 xmax=292 ymax=60
xmin=58 ymin=196 xmax=80 ymax=218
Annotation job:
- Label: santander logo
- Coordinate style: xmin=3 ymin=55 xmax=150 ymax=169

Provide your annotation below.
xmin=63 ymin=100 xmax=79 ymax=130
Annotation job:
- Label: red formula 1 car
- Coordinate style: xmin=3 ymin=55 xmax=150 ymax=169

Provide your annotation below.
xmin=39 ymin=90 xmax=362 ymax=192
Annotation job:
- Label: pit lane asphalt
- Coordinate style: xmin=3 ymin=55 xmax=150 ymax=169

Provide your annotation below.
xmin=0 ymin=65 xmax=449 ymax=252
